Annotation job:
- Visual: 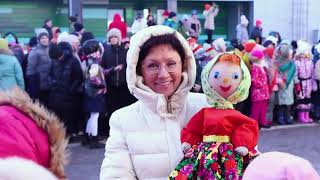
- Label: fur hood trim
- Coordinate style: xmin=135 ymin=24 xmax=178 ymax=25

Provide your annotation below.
xmin=0 ymin=88 xmax=69 ymax=179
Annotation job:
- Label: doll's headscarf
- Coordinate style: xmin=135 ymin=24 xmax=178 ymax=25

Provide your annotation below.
xmin=201 ymin=51 xmax=251 ymax=109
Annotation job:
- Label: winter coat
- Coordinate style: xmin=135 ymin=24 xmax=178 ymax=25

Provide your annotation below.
xmin=26 ymin=44 xmax=51 ymax=91
xmin=203 ymin=6 xmax=219 ymax=30
xmin=277 ymin=68 xmax=299 ymax=105
xmin=10 ymin=44 xmax=25 ymax=65
xmin=101 ymin=44 xmax=127 ymax=87
xmin=315 ymin=59 xmax=320 ymax=81
xmin=250 ymin=64 xmax=270 ymax=102
xmin=0 ymin=49 xmax=25 ymax=90
xmin=83 ymin=59 xmax=107 ymax=113
xmin=100 ymin=25 xmax=209 ymax=180
xmin=236 ymin=24 xmax=249 ymax=44
xmin=250 ymin=26 xmax=262 ymax=43
xmin=163 ymin=19 xmax=178 ymax=30
xmin=188 ymin=17 xmax=201 ymax=38
xmin=131 ymin=18 xmax=147 ymax=34
xmin=48 ymin=46 xmax=83 ymax=109
xmin=0 ymin=88 xmax=68 ymax=178
xmin=108 ymin=14 xmax=127 ymax=39
xmin=295 ymin=59 xmax=314 ymax=98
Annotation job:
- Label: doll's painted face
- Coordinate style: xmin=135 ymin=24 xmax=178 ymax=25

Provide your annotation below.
xmin=208 ymin=58 xmax=242 ymax=99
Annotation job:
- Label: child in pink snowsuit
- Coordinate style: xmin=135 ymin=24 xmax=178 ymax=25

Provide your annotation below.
xmin=250 ymin=49 xmax=270 ymax=127
xmin=295 ymin=41 xmax=314 ymax=123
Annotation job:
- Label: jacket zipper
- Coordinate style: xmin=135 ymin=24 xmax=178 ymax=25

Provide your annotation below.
xmin=167 ymin=98 xmax=172 ymax=114
xmin=116 ymin=47 xmax=119 ymax=87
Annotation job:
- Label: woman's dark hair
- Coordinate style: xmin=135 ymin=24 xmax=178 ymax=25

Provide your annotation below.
xmin=291 ymin=40 xmax=298 ymax=50
xmin=80 ymin=32 xmax=95 ymax=46
xmin=44 ymin=19 xmax=51 ymax=25
xmin=137 ymin=33 xmax=185 ymax=75
xmin=263 ymin=40 xmax=275 ymax=48
xmin=28 ymin=36 xmax=38 ymax=47
xmin=48 ymin=43 xmax=63 ymax=60
xmin=69 ymin=16 xmax=78 ymax=23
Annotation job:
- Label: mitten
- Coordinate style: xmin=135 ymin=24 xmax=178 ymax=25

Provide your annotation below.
xmin=294 ymin=83 xmax=301 ymax=96
xmin=181 ymin=142 xmax=191 ymax=153
xmin=235 ymin=146 xmax=248 ymax=156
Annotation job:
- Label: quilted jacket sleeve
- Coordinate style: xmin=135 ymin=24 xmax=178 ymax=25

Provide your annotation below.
xmin=100 ymin=111 xmax=137 ymax=180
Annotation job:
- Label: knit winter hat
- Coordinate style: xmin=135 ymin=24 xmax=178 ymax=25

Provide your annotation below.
xmin=212 ymin=37 xmax=226 ymax=52
xmin=255 ymin=19 xmax=262 ymax=27
xmin=276 ymin=42 xmax=292 ymax=61
xmin=35 ymin=28 xmax=49 ymax=41
xmin=57 ymin=32 xmax=79 ymax=46
xmin=251 ymin=49 xmax=264 ymax=60
xmin=0 ymin=38 xmax=9 ymax=50
xmin=162 ymin=10 xmax=169 ymax=17
xmin=296 ymin=40 xmax=311 ymax=56
xmin=168 ymin=12 xmax=176 ymax=19
xmin=265 ymin=35 xmax=278 ymax=46
xmin=74 ymin=22 xmax=84 ymax=32
xmin=37 ymin=32 xmax=49 ymax=41
xmin=107 ymin=28 xmax=122 ymax=45
xmin=181 ymin=14 xmax=189 ymax=21
xmin=240 ymin=15 xmax=249 ymax=26
xmin=243 ymin=152 xmax=320 ymax=180
xmin=264 ymin=47 xmax=275 ymax=59
xmin=191 ymin=10 xmax=197 ymax=15
xmin=243 ymin=40 xmax=256 ymax=53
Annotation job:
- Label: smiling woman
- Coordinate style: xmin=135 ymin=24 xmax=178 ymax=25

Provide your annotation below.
xmin=100 ymin=25 xmax=209 ymax=179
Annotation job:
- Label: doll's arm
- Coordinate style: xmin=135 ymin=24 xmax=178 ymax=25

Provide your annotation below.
xmin=232 ymin=115 xmax=259 ymax=151
xmin=181 ymin=108 xmax=205 ymax=146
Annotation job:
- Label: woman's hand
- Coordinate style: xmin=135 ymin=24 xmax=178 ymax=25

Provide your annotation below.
xmin=235 ymin=146 xmax=248 ymax=156
xmin=192 ymin=84 xmax=201 ymax=92
xmin=181 ymin=142 xmax=191 ymax=153
xmin=114 ymin=64 xmax=124 ymax=71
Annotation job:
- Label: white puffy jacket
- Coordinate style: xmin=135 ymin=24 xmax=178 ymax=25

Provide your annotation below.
xmin=100 ymin=25 xmax=208 ymax=180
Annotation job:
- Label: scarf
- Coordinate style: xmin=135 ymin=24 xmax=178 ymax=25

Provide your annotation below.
xmin=278 ymin=61 xmax=296 ymax=88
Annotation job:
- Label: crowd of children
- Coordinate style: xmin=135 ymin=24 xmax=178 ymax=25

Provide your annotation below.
xmin=185 ymin=32 xmax=320 ymax=128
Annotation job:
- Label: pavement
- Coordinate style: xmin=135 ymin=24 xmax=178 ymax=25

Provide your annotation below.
xmin=65 ymin=123 xmax=320 ymax=180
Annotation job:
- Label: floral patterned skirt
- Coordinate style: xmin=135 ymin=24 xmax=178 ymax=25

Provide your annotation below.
xmin=169 ymin=142 xmax=256 ymax=180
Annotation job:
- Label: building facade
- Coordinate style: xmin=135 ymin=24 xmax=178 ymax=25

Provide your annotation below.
xmin=0 ymin=0 xmax=319 ymax=43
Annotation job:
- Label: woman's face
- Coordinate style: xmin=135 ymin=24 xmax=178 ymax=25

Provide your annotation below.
xmin=109 ymin=36 xmax=119 ymax=45
xmin=208 ymin=61 xmax=242 ymax=99
xmin=40 ymin=36 xmax=49 ymax=46
xmin=141 ymin=44 xmax=182 ymax=97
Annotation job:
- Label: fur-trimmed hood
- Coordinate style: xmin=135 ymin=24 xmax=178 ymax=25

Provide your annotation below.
xmin=0 ymin=88 xmax=68 ymax=179
xmin=126 ymin=25 xmax=197 ymax=117
xmin=106 ymin=28 xmax=122 ymax=45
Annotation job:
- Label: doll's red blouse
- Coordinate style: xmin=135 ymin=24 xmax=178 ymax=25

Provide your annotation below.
xmin=181 ymin=108 xmax=259 ymax=150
